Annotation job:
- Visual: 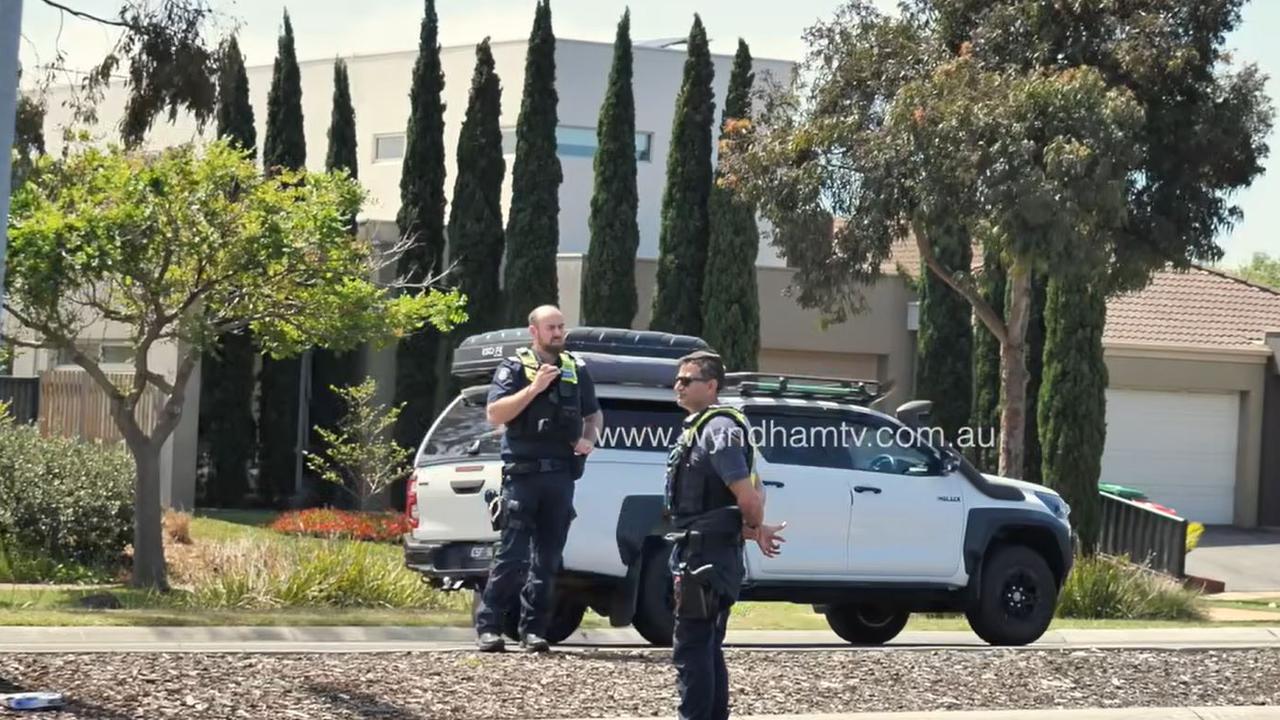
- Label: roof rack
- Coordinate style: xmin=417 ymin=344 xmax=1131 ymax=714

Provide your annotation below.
xmin=724 ymin=372 xmax=892 ymax=406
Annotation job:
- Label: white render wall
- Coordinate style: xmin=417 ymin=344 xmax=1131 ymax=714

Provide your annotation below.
xmin=36 ymin=37 xmax=795 ymax=266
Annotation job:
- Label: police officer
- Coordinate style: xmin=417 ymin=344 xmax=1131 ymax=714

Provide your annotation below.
xmin=665 ymin=350 xmax=786 ymax=720
xmin=474 ymin=305 xmax=603 ymax=653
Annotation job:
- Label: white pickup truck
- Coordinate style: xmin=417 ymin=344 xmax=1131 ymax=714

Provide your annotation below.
xmin=403 ymin=328 xmax=1075 ymax=647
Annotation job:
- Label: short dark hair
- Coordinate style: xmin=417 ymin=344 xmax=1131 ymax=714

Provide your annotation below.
xmin=679 ymin=350 xmax=725 ymax=385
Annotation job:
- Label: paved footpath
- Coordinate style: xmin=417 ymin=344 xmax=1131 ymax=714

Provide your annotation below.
xmin=561 ymin=709 xmax=1280 ymax=720
xmin=3 ymin=625 xmax=1280 ymax=653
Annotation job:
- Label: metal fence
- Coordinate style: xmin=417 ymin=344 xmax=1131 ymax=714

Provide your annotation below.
xmin=1098 ymin=491 xmax=1189 ymax=578
xmin=0 ymin=376 xmax=40 ymax=424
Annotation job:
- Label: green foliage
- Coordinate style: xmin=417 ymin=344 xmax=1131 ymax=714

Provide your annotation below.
xmin=262 ymin=10 xmax=305 ymax=173
xmin=178 ymin=536 xmax=467 ymax=610
xmin=439 ymin=39 xmax=508 ymax=409
xmin=702 ymin=39 xmax=761 ymax=371
xmin=0 ymin=416 xmax=134 ymax=569
xmin=12 ymin=84 xmax=47 ymax=190
xmin=582 ymin=10 xmax=641 ymax=329
xmin=1235 ymin=252 xmax=1280 ymax=290
xmin=6 ymin=140 xmax=463 ymax=588
xmin=214 ymin=35 xmax=256 ymax=159
xmin=1057 ymin=554 xmax=1205 ymax=621
xmin=914 ymin=227 xmax=972 ymax=439
xmin=395 ymin=0 xmax=450 ymax=451
xmin=502 ymin=0 xmax=563 ymax=325
xmin=1039 ymin=270 xmax=1108 ymax=553
xmin=305 ymin=379 xmax=411 ymax=510
xmin=970 ymin=243 xmax=1004 ymax=473
xmin=650 ymin=15 xmax=715 ymax=337
xmin=325 ymin=59 xmax=358 ymax=180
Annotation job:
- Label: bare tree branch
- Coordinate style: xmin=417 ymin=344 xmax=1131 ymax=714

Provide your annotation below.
xmin=150 ymin=347 xmax=199 ymax=448
xmin=914 ymin=227 xmax=1007 ymax=344
xmin=39 ymin=0 xmax=131 ymax=28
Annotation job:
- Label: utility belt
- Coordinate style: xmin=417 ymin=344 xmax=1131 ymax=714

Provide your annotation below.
xmin=502 ymin=455 xmax=586 ymax=480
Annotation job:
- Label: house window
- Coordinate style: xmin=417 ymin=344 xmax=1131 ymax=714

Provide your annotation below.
xmin=500 ymin=126 xmax=653 ymax=162
xmin=99 ymin=345 xmax=133 ymax=365
xmin=373 ymin=133 xmax=405 ymax=162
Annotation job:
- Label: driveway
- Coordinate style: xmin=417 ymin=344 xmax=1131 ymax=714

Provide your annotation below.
xmin=1185 ymin=526 xmax=1280 ymax=591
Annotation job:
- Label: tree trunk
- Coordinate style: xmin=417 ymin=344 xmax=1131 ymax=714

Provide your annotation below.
xmin=998 ymin=259 xmax=1033 ymax=478
xmin=129 ymin=439 xmax=170 ymax=590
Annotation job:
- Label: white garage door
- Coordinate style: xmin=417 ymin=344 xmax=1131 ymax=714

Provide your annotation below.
xmin=1101 ymin=389 xmax=1238 ymax=524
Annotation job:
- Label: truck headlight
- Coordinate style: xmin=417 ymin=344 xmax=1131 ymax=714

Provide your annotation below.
xmin=1035 ymin=491 xmax=1070 ymax=520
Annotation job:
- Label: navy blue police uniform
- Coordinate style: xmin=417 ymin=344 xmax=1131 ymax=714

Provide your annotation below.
xmin=474 ymin=347 xmax=599 ymax=644
xmin=664 ymin=405 xmax=756 ymax=720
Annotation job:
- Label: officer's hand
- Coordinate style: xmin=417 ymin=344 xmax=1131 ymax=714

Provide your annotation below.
xmin=752 ymin=521 xmax=787 ymax=558
xmin=573 ymin=438 xmax=594 ymax=455
xmin=530 ymin=363 xmax=559 ymax=393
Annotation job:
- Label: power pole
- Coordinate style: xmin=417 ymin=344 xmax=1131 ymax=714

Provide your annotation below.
xmin=0 ymin=0 xmax=24 ymax=348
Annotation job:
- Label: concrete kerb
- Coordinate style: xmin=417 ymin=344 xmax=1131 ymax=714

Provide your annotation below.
xmin=551 ymin=709 xmax=1280 ymax=720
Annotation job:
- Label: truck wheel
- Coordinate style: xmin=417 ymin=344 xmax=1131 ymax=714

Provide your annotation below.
xmin=965 ymin=544 xmax=1057 ymax=646
xmin=631 ymin=546 xmax=675 ymax=647
xmin=824 ymin=603 xmax=909 ymax=644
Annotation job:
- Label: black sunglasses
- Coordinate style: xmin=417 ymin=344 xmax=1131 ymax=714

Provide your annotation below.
xmin=674 ymin=374 xmax=709 ymax=387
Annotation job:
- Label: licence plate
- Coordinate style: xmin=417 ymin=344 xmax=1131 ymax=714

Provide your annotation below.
xmin=470 ymin=545 xmax=494 ymax=560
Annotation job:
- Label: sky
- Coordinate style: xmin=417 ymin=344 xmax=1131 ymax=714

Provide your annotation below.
xmin=16 ymin=0 xmax=1280 ymax=268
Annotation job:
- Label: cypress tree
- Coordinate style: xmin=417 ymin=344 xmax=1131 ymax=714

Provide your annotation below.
xmin=701 ymin=39 xmax=760 ymax=370
xmin=649 ymin=15 xmax=715 ymax=337
xmin=198 ymin=35 xmax=257 ymax=507
xmin=1039 ymin=270 xmax=1108 ymax=553
xmin=970 ymin=244 xmax=1005 ymax=473
xmin=581 ymin=10 xmax=639 ymax=328
xmin=257 ymin=9 xmax=307 ymax=506
xmin=309 ymin=57 xmax=362 ymax=505
xmin=914 ymin=225 xmax=972 ymax=442
xmin=1022 ymin=271 xmax=1048 ymax=482
xmin=438 ymin=39 xmax=506 ymax=407
xmin=502 ymin=0 xmax=563 ymax=325
xmin=393 ymin=0 xmax=449 ymax=452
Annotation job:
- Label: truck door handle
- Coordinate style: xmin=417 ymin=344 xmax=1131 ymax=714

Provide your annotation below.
xmin=763 ymin=480 xmax=784 ymax=488
xmin=854 ymin=485 xmax=881 ymax=494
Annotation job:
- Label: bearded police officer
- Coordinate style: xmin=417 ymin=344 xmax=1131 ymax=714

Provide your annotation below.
xmin=665 ymin=350 xmax=786 ymax=720
xmin=474 ymin=305 xmax=603 ymax=653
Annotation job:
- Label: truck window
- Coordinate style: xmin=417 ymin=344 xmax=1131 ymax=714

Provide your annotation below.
xmin=595 ymin=398 xmax=685 ymax=452
xmin=416 ymin=395 xmax=501 ymax=465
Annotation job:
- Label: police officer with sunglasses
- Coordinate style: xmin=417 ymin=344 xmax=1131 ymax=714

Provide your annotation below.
xmin=665 ymin=350 xmax=786 ymax=719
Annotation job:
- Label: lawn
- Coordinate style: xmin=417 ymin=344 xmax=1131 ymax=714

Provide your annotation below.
xmin=3 ymin=510 xmax=1275 ymax=630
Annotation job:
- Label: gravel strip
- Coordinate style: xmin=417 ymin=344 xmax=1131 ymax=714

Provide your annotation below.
xmin=2 ymin=648 xmax=1278 ymax=719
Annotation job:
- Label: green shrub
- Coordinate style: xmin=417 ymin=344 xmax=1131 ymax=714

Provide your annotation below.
xmin=0 ymin=416 xmax=135 ymax=569
xmin=0 ymin=541 xmax=113 ymax=583
xmin=178 ymin=536 xmax=470 ymax=611
xmin=1057 ymin=554 xmax=1205 ymax=621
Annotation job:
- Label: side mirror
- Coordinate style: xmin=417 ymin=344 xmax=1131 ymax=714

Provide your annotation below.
xmin=895 ymin=400 xmax=933 ymax=429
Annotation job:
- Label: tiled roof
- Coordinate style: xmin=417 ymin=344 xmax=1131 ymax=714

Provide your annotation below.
xmin=880 ymin=234 xmax=1280 ymax=348
xmin=1103 ymin=265 xmax=1280 ymax=348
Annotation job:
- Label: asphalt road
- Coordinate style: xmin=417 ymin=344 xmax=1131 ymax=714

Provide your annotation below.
xmin=1186 ymin=526 xmax=1280 ymax=591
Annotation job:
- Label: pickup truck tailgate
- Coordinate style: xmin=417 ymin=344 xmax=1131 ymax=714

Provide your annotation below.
xmin=411 ymin=460 xmax=502 ymax=542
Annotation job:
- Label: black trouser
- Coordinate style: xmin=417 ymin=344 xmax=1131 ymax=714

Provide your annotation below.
xmin=669 ymin=538 xmax=742 ymax=720
xmin=673 ymin=599 xmax=732 ymax=720
xmin=474 ymin=470 xmax=575 ymax=639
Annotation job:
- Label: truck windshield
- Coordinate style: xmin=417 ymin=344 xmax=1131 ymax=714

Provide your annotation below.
xmin=416 ymin=396 xmax=502 ymax=465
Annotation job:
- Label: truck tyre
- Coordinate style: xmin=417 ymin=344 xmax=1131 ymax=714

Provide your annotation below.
xmin=965 ymin=544 xmax=1057 ymax=646
xmin=631 ymin=545 xmax=675 ymax=647
xmin=824 ymin=603 xmax=909 ymax=645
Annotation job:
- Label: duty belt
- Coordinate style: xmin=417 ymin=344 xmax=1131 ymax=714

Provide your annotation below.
xmin=664 ymin=528 xmax=742 ymax=553
xmin=502 ymin=458 xmax=574 ymax=475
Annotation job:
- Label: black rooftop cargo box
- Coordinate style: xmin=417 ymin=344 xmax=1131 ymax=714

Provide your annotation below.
xmin=451 ymin=326 xmax=709 ymax=384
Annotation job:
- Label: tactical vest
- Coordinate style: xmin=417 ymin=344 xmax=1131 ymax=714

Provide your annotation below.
xmin=504 ymin=347 xmax=584 ymax=453
xmin=664 ymin=405 xmax=758 ymax=526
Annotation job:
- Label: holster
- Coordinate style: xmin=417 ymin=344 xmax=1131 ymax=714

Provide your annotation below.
xmin=483 ymin=489 xmax=519 ymax=532
xmin=674 ymin=562 xmax=720 ymax=620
